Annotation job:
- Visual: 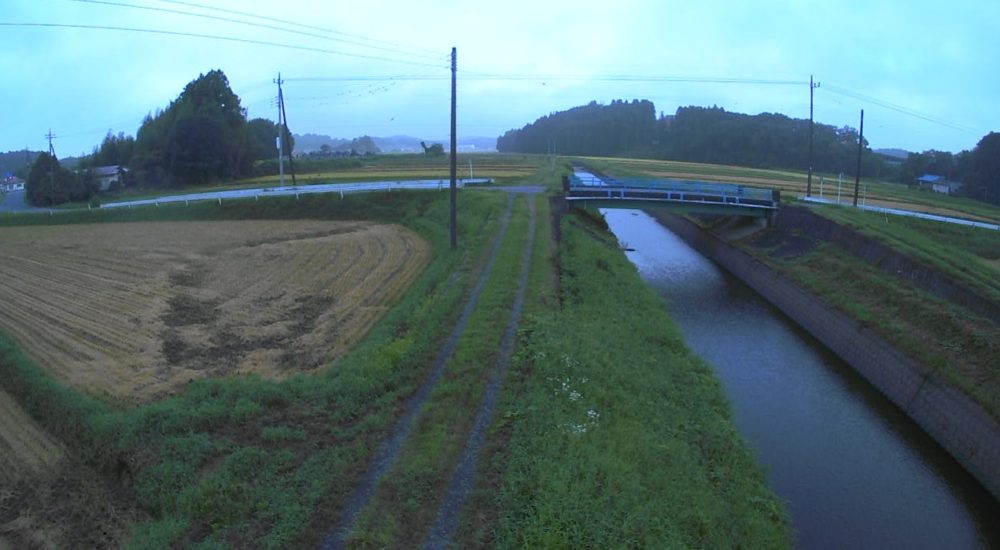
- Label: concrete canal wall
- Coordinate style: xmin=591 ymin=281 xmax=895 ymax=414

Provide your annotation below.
xmin=651 ymin=212 xmax=1000 ymax=502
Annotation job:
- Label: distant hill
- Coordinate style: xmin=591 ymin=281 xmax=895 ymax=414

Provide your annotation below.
xmin=875 ymin=148 xmax=910 ymax=160
xmin=292 ymin=134 xmax=496 ymax=154
xmin=0 ymin=150 xmax=42 ymax=178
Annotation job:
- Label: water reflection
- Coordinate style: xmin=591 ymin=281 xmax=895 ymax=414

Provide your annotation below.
xmin=603 ymin=208 xmax=999 ymax=549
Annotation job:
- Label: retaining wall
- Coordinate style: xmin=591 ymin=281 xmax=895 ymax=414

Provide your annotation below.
xmin=651 ymin=212 xmax=1000 ymax=502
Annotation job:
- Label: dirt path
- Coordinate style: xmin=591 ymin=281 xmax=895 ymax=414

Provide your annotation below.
xmin=423 ymin=194 xmax=537 ymax=549
xmin=322 ymin=195 xmax=516 ymax=550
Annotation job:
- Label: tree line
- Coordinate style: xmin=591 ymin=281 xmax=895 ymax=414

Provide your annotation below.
xmin=498 ymin=101 xmax=1000 ymax=205
xmin=498 ymin=101 xmax=877 ymax=175
xmin=26 ymin=70 xmax=288 ymax=205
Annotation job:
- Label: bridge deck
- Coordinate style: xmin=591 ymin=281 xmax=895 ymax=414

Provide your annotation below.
xmin=566 ymin=175 xmax=780 ymax=211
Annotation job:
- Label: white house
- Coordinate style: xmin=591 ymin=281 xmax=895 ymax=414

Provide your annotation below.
xmin=1 ymin=178 xmax=25 ymax=193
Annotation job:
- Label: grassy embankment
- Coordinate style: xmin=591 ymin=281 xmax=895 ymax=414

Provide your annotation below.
xmin=0 ymin=158 xmax=790 ymax=547
xmin=461 ymin=204 xmax=788 ymax=547
xmin=761 ymin=205 xmax=1000 ymax=418
xmin=588 ymin=156 xmax=1000 ymax=420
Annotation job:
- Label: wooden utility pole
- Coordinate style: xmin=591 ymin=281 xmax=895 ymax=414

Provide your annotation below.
xmin=853 ymin=109 xmax=864 ymax=207
xmin=449 ymin=46 xmax=457 ymax=250
xmin=807 ymin=75 xmax=820 ymax=196
xmin=274 ymin=73 xmax=285 ymax=187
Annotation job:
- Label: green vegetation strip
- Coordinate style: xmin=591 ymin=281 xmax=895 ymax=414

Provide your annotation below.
xmin=470 ymin=207 xmax=789 ymax=547
xmin=811 ymin=204 xmax=1000 ymax=303
xmin=329 ymin=193 xmax=517 ymax=547
xmin=769 ymin=242 xmax=1000 ymax=419
xmin=346 ymin=194 xmax=532 ymax=547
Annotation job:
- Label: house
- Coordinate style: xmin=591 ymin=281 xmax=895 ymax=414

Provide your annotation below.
xmin=92 ymin=165 xmax=126 ymax=192
xmin=0 ymin=177 xmax=25 ymax=193
xmin=917 ymin=174 xmax=962 ymax=195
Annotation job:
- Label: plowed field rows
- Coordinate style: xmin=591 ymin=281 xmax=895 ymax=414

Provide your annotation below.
xmin=0 ymin=388 xmax=63 ymax=486
xmin=0 ymin=220 xmax=429 ymax=401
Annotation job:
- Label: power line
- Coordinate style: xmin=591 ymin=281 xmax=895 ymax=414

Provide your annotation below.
xmin=284 ymin=73 xmax=808 ymax=85
xmin=152 ymin=0 xmax=443 ymax=57
xmin=70 ymin=0 xmax=446 ymax=63
xmin=0 ymin=22 xmax=449 ymax=69
xmin=824 ymin=84 xmax=980 ymax=134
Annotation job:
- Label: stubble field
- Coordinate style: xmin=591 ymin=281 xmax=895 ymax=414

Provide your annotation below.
xmin=0 ymin=220 xmax=430 ymax=402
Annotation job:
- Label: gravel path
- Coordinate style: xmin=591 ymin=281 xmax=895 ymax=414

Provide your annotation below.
xmin=423 ymin=193 xmax=538 ymax=549
xmin=321 ymin=194 xmax=516 ymax=550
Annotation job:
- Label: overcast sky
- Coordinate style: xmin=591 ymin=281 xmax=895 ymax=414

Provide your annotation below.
xmin=1 ymin=0 xmax=997 ymax=157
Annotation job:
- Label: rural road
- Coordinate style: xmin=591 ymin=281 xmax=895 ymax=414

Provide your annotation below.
xmin=0 ymin=190 xmax=46 ymax=213
xmin=801 ymin=195 xmax=1000 ymax=230
xmin=101 ymin=179 xmax=493 ymax=209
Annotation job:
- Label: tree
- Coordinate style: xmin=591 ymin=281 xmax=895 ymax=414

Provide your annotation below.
xmin=967 ymin=132 xmax=1000 ymax=204
xmin=131 ymin=70 xmax=257 ymax=185
xmin=25 ymin=152 xmax=98 ymax=206
xmin=420 ymin=141 xmax=445 ymax=156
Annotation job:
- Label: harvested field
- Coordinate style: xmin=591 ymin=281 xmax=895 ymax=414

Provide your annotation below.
xmin=0 ymin=388 xmax=63 ymax=485
xmin=0 ymin=220 xmax=430 ymax=401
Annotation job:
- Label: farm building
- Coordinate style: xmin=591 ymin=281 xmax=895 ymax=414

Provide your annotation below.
xmin=916 ymin=174 xmax=962 ymax=195
xmin=93 ymin=165 xmax=126 ymax=192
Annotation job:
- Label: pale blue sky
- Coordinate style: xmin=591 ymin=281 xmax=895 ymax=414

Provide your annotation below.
xmin=1 ymin=0 xmax=997 ymax=157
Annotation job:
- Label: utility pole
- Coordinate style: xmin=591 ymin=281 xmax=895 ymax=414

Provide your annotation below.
xmin=278 ymin=79 xmax=297 ymax=186
xmin=274 ymin=73 xmax=285 ymax=187
xmin=46 ymin=129 xmax=56 ymax=157
xmin=853 ymin=109 xmax=864 ymax=207
xmin=45 ymin=129 xmax=57 ymax=205
xmin=449 ymin=46 xmax=457 ymax=250
xmin=807 ymin=75 xmax=820 ymax=196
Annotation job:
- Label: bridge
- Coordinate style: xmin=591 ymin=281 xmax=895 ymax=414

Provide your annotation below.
xmin=565 ymin=173 xmax=781 ymax=221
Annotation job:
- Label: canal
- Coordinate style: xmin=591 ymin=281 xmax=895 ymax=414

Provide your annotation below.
xmin=602 ymin=208 xmax=1000 ymax=549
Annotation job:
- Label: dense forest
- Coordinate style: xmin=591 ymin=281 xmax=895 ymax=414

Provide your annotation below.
xmin=497 ymin=101 xmax=878 ymax=175
xmin=497 ymin=101 xmax=1000 ymax=204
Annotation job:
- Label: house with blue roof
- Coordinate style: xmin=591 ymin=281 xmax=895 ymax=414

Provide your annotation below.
xmin=916 ymin=174 xmax=962 ymax=195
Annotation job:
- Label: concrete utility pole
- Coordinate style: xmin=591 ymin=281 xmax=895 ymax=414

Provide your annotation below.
xmin=45 ymin=129 xmax=57 ymax=204
xmin=449 ymin=46 xmax=457 ymax=250
xmin=853 ymin=109 xmax=864 ymax=207
xmin=274 ymin=73 xmax=285 ymax=187
xmin=806 ymin=75 xmax=820 ymax=196
xmin=278 ymin=79 xmax=297 ymax=186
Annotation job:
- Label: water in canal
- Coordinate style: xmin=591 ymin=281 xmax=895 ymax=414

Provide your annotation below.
xmin=602 ymin=208 xmax=1000 ymax=549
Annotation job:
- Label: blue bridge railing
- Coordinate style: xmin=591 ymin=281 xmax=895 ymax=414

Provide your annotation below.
xmin=566 ymin=175 xmax=779 ymax=210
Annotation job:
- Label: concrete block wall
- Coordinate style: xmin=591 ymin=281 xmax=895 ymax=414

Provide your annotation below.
xmin=655 ymin=213 xmax=1000 ymax=501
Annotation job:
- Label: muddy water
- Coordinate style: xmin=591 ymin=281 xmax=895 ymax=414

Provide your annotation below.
xmin=602 ymin=208 xmax=1000 ymax=549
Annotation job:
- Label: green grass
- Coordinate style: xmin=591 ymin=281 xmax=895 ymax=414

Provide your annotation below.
xmin=348 ymin=194 xmax=534 ymax=547
xmin=809 ymin=204 xmax=1000 ymax=303
xmin=767 ymin=242 xmax=1000 ymax=419
xmin=467 ymin=207 xmax=789 ymax=548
